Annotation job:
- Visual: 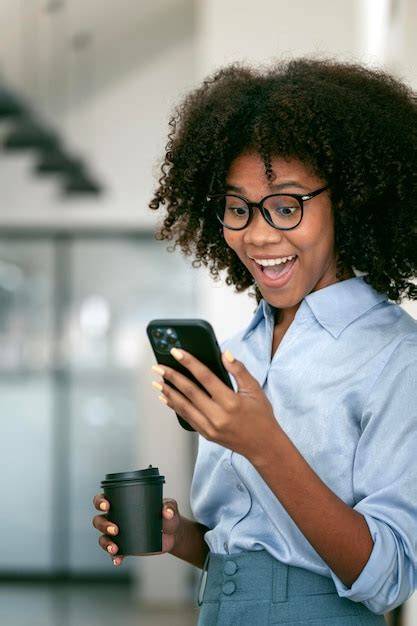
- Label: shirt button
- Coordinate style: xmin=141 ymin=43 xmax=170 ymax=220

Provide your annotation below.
xmin=236 ymin=483 xmax=244 ymax=492
xmin=222 ymin=581 xmax=236 ymax=595
xmin=223 ymin=542 xmax=229 ymax=553
xmin=224 ymin=560 xmax=238 ymax=575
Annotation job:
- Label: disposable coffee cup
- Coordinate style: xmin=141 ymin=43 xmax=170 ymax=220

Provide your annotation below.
xmin=101 ymin=465 xmax=165 ymax=556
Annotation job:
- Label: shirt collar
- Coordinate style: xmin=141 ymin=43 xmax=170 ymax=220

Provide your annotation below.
xmin=241 ymin=302 xmax=264 ymax=338
xmin=242 ymin=277 xmax=387 ymax=340
xmin=305 ymin=277 xmax=387 ymax=338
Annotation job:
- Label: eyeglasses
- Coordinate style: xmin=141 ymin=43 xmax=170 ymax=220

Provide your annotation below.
xmin=206 ymin=186 xmax=329 ymax=231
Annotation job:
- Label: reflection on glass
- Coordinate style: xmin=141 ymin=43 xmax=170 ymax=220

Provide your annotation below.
xmin=0 ymin=259 xmax=25 ymax=291
xmin=63 ymin=239 xmax=195 ymax=372
xmin=79 ymin=295 xmax=111 ymax=337
xmin=0 ymin=235 xmax=196 ymax=575
xmin=83 ymin=394 xmax=113 ymax=428
xmin=0 ymin=241 xmax=54 ymax=371
xmin=69 ymin=381 xmax=138 ymax=572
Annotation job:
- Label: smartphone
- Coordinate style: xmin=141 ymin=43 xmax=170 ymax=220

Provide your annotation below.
xmin=146 ymin=319 xmax=233 ymax=431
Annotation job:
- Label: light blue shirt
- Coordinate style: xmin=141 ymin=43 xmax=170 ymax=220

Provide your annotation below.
xmin=190 ymin=277 xmax=417 ymax=614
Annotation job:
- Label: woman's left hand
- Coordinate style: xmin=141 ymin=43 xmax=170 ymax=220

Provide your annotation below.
xmin=151 ymin=348 xmax=281 ymax=460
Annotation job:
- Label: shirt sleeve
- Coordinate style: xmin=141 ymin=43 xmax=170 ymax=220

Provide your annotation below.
xmin=330 ymin=334 xmax=417 ymax=614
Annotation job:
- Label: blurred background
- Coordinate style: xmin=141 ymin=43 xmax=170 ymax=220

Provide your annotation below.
xmin=0 ymin=1 xmax=416 ymax=625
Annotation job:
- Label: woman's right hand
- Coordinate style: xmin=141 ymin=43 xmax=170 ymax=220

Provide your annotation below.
xmin=92 ymin=494 xmax=182 ymax=566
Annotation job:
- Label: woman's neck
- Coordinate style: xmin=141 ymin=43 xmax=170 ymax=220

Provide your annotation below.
xmin=273 ymin=304 xmax=300 ymax=328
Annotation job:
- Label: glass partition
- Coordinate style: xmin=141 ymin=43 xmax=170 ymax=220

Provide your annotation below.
xmin=0 ymin=234 xmax=196 ymax=577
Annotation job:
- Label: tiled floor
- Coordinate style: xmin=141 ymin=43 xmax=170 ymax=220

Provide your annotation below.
xmin=0 ymin=582 xmax=198 ymax=626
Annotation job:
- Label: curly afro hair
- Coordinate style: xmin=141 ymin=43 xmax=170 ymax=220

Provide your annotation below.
xmin=149 ymin=58 xmax=417 ymax=302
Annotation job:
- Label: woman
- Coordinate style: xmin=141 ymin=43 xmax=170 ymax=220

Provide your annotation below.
xmin=93 ymin=59 xmax=417 ymax=625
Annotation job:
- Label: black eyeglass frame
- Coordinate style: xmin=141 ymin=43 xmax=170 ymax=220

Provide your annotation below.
xmin=207 ymin=185 xmax=329 ymax=231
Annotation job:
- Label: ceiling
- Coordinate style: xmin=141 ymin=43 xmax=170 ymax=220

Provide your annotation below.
xmin=0 ymin=0 xmax=194 ymax=109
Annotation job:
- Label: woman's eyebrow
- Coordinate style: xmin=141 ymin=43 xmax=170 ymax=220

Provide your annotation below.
xmin=271 ymin=181 xmax=308 ymax=191
xmin=225 ymin=181 xmax=308 ymax=193
xmin=225 ymin=183 xmax=245 ymax=192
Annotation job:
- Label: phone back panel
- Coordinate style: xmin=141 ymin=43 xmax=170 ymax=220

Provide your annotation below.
xmin=146 ymin=319 xmax=233 ymax=431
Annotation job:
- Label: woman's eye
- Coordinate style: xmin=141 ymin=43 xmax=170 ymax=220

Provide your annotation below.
xmin=277 ymin=205 xmax=297 ymax=216
xmin=226 ymin=206 xmax=248 ymax=216
xmin=266 ymin=196 xmax=300 ymax=218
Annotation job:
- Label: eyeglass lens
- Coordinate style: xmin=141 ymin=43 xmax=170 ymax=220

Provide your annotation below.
xmin=215 ymin=194 xmax=302 ymax=229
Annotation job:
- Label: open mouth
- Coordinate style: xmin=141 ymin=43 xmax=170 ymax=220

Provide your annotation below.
xmin=250 ymin=254 xmax=298 ymax=287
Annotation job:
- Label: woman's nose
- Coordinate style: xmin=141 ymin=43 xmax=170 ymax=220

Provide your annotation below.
xmin=243 ymin=208 xmax=284 ymax=245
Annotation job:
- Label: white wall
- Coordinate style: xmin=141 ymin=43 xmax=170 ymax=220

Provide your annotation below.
xmin=197 ymin=0 xmax=359 ymax=75
xmin=405 ymin=592 xmax=417 ymax=625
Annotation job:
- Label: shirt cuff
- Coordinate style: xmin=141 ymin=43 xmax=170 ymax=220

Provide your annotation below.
xmin=329 ymin=514 xmax=397 ymax=608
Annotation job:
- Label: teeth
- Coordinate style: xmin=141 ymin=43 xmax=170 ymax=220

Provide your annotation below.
xmin=252 ymin=255 xmax=296 ymax=267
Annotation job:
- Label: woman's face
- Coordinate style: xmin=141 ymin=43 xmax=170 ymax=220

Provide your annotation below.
xmin=223 ymin=152 xmax=343 ymax=311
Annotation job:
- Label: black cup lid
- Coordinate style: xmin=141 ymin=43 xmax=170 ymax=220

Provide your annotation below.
xmin=102 ymin=465 xmax=164 ymax=485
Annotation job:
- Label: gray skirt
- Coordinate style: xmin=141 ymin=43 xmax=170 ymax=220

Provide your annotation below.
xmin=196 ymin=551 xmax=386 ymax=626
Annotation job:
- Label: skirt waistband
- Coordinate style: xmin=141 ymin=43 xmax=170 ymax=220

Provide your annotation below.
xmin=201 ymin=550 xmax=336 ymax=604
xmin=197 ymin=551 xmax=386 ymax=625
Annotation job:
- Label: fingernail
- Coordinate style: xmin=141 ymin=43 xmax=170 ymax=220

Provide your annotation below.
xmin=151 ymin=365 xmax=165 ymax=376
xmin=159 ymin=394 xmax=168 ymax=405
xmin=224 ymin=350 xmax=235 ymax=363
xmin=107 ymin=545 xmax=114 ymax=554
xmin=107 ymin=526 xmax=117 ymax=535
xmin=165 ymin=507 xmax=174 ymax=519
xmin=170 ymin=347 xmax=183 ymax=360
xmin=99 ymin=502 xmax=108 ymax=511
xmin=112 ymin=558 xmax=120 ymax=567
xmin=151 ymin=381 xmax=163 ymax=391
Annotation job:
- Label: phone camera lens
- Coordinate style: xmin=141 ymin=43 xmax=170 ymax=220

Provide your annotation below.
xmin=167 ymin=334 xmax=177 ymax=345
xmin=152 ymin=328 xmax=163 ymax=339
xmin=156 ymin=339 xmax=169 ymax=353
